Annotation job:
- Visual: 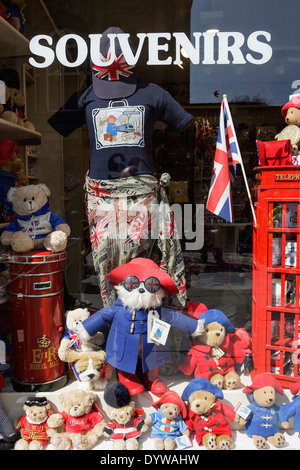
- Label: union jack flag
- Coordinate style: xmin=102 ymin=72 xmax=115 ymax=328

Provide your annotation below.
xmin=206 ymin=96 xmax=242 ymax=223
xmin=92 ymin=52 xmax=134 ymax=81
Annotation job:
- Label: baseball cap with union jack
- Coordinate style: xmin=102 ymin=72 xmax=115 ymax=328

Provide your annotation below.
xmin=92 ymin=26 xmax=137 ymax=100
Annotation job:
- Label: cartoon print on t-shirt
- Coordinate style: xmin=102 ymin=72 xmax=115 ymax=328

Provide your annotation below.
xmin=92 ymin=99 xmax=144 ymax=149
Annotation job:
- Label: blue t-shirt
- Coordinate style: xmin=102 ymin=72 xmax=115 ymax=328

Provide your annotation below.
xmin=48 ymin=79 xmax=193 ymax=180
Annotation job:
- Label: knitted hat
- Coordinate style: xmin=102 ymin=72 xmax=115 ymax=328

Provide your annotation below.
xmin=91 ymin=26 xmax=137 ymax=100
xmin=281 ymin=95 xmax=300 ymax=119
xmin=196 ymin=309 xmax=235 ymax=334
xmin=103 ymin=382 xmax=131 ymax=408
xmin=181 ymin=377 xmax=224 ymax=401
xmin=107 ymin=257 xmax=179 ymax=293
xmin=243 ymin=372 xmax=284 ymax=395
xmin=152 ymin=391 xmax=187 ymax=419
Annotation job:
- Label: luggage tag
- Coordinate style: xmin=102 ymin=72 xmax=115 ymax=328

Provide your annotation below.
xmin=147 ymin=310 xmax=160 ymax=344
xmin=148 ymin=315 xmax=171 ymax=346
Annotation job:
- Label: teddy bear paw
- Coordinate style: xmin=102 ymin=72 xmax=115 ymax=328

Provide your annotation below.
xmin=253 ymin=435 xmax=268 ymax=449
xmin=203 ymin=433 xmax=217 ymax=450
xmin=217 ymin=435 xmax=233 ymax=450
xmin=44 ymin=231 xmax=67 ymax=252
xmin=268 ymin=432 xmax=285 ymax=448
xmin=11 ymin=231 xmax=34 ymax=253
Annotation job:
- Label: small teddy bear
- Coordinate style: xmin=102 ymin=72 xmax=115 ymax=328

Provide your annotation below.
xmin=145 ymin=390 xmax=189 ymax=450
xmin=47 ymin=390 xmax=105 ymax=450
xmin=240 ymin=372 xmax=286 ymax=449
xmin=14 ymin=396 xmax=53 ymax=450
xmin=58 ymin=308 xmax=105 ymax=362
xmin=0 ymin=184 xmax=71 ymax=253
xmin=276 ymin=95 xmax=300 ymax=161
xmin=180 ymin=308 xmax=251 ymax=390
xmin=102 ymin=382 xmax=148 ymax=450
xmin=181 ymin=377 xmax=237 ymax=450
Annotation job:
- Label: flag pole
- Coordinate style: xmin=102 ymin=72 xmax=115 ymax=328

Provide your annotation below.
xmin=223 ymin=94 xmax=257 ymax=227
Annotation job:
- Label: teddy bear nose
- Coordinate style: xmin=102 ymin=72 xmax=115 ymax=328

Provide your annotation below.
xmin=216 ymin=332 xmax=220 ymax=336
xmin=139 ymin=288 xmax=145 ymax=293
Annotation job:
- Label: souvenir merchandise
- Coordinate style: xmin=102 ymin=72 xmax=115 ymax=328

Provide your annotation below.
xmin=102 ymin=382 xmax=148 ymax=450
xmin=181 ymin=377 xmax=237 ymax=450
xmin=47 ymin=390 xmax=105 ymax=450
xmin=279 ymin=381 xmax=300 ymax=435
xmin=240 ymin=372 xmax=286 ymax=449
xmin=58 ymin=308 xmax=105 ymax=362
xmin=48 ymin=26 xmax=193 ymax=307
xmin=77 ymin=257 xmax=205 ymax=396
xmin=66 ymin=349 xmax=108 ymax=390
xmin=180 ymin=306 xmax=251 ymax=389
xmin=146 ymin=390 xmax=189 ymax=450
xmin=0 ymin=184 xmax=70 ymax=253
xmin=276 ymin=94 xmax=300 ymax=158
xmin=14 ymin=396 xmax=53 ymax=450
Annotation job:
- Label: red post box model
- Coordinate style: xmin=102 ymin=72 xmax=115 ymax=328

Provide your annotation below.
xmin=3 ymin=250 xmax=67 ymax=391
xmin=252 ymin=164 xmax=300 ymax=387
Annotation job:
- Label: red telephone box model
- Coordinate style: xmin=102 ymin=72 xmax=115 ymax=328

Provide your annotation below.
xmin=3 ymin=250 xmax=67 ymax=392
xmin=252 ymin=165 xmax=300 ymax=387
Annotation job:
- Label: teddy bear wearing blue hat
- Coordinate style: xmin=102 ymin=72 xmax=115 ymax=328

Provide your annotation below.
xmin=180 ymin=308 xmax=251 ymax=390
xmin=181 ymin=377 xmax=237 ymax=450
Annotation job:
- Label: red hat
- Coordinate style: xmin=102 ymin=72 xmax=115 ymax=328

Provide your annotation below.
xmin=243 ymin=372 xmax=284 ymax=395
xmin=0 ymin=140 xmax=18 ymax=164
xmin=290 ymin=381 xmax=300 ymax=395
xmin=152 ymin=391 xmax=187 ymax=419
xmin=107 ymin=258 xmax=179 ymax=293
xmin=281 ymin=95 xmax=300 ymax=119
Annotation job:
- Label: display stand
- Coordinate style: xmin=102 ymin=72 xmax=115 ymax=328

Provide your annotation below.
xmin=2 ymin=250 xmax=67 ymax=391
xmin=252 ymin=165 xmax=300 ymax=387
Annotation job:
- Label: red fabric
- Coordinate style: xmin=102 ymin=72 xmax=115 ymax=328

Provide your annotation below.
xmin=256 ymin=139 xmax=292 ymax=166
xmin=186 ymin=300 xmax=208 ymax=319
xmin=17 ymin=413 xmax=52 ymax=445
xmin=180 ymin=333 xmax=240 ymax=379
xmin=107 ymin=257 xmax=178 ymax=293
xmin=104 ymin=413 xmax=144 ymax=440
xmin=60 ymin=408 xmax=104 ymax=433
xmin=185 ymin=400 xmax=235 ymax=445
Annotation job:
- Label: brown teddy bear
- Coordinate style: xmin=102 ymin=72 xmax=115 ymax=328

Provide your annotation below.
xmin=180 ymin=308 xmax=251 ymax=390
xmin=102 ymin=382 xmax=148 ymax=450
xmin=276 ymin=95 xmax=300 ymax=160
xmin=182 ymin=378 xmax=237 ymax=450
xmin=240 ymin=372 xmax=286 ymax=449
xmin=0 ymin=183 xmax=71 ymax=253
xmin=14 ymin=396 xmax=53 ymax=450
xmin=47 ymin=390 xmax=105 ymax=450
xmin=145 ymin=390 xmax=189 ymax=450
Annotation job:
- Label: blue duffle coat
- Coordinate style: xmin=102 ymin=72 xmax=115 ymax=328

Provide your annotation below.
xmin=82 ymin=298 xmax=198 ymax=374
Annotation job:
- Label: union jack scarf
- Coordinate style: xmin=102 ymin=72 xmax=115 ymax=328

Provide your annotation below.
xmin=84 ymin=173 xmax=186 ymax=308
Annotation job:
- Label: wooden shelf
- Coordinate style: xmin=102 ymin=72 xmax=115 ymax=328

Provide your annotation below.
xmin=0 ymin=17 xmax=30 ymax=57
xmin=0 ymin=119 xmax=41 ymax=145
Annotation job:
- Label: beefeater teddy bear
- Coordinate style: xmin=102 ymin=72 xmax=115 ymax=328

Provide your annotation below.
xmin=76 ymin=257 xmax=205 ymax=396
